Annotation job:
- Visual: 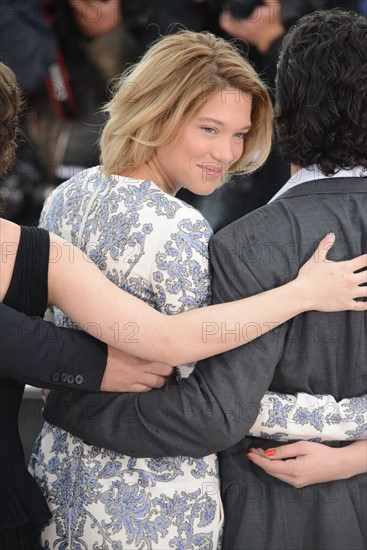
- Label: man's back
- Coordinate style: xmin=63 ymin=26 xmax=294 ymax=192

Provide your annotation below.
xmin=217 ymin=177 xmax=366 ymax=399
xmin=215 ymin=175 xmax=366 ymax=549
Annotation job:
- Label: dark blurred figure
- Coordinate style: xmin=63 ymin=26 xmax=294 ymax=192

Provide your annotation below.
xmin=280 ymin=0 xmax=361 ymax=27
xmin=0 ymin=0 xmax=153 ymax=225
xmin=220 ymin=0 xmax=290 ymax=221
xmin=220 ymin=0 xmax=362 ymax=212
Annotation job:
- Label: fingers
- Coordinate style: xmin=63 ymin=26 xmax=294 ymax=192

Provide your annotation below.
xmin=350 ymin=300 xmax=367 ymax=311
xmin=146 ymin=364 xmax=175 ymax=377
xmin=248 ymin=453 xmax=298 ymax=487
xmin=258 ymin=442 xmax=308 ymax=460
xmin=348 ymin=265 xmax=367 ymax=306
xmin=130 ymin=384 xmax=154 ymax=393
xmin=128 ymin=376 xmax=169 ymax=392
xmin=271 ymin=442 xmax=303 ymax=459
xmin=355 ymin=271 xmax=367 ymax=286
xmin=348 ymin=253 xmax=367 ymax=272
xmin=141 ymin=373 xmax=169 ymax=389
xmin=247 ymin=451 xmax=297 ymax=477
xmin=129 ymin=375 xmax=169 ymax=392
xmin=313 ymin=233 xmax=336 ymax=262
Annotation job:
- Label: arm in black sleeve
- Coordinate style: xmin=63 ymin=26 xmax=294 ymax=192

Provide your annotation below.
xmin=44 ymin=228 xmax=289 ymax=458
xmin=0 ymin=303 xmax=107 ymax=391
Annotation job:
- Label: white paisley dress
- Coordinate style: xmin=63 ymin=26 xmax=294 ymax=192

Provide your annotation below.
xmin=31 ymin=167 xmax=222 ymax=549
xmin=29 ymin=167 xmax=366 ymax=549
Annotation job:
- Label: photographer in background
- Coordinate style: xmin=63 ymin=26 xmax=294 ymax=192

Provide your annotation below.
xmin=220 ymin=0 xmax=361 ymax=44
xmin=219 ymin=0 xmax=290 ymax=216
xmin=219 ymin=0 xmax=362 ymax=218
xmin=0 ymin=0 xmax=153 ymax=225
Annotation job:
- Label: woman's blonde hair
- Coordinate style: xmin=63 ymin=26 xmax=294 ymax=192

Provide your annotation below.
xmin=101 ymin=31 xmax=273 ymax=176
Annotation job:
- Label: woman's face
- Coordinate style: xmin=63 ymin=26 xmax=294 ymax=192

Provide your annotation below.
xmin=153 ymin=88 xmax=252 ymax=196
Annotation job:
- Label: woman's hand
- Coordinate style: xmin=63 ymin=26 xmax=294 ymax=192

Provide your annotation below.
xmin=101 ymin=346 xmax=174 ymax=392
xmin=295 ymin=233 xmax=367 ymax=312
xmin=247 ymin=440 xmax=367 ymax=488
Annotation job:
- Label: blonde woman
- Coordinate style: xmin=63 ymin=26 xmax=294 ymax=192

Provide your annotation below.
xmin=30 ymin=32 xmax=367 ymax=548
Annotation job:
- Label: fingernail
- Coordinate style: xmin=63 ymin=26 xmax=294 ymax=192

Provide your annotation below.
xmin=265 ymin=449 xmax=276 ymax=457
xmin=327 ymin=232 xmax=335 ymax=236
xmin=247 ymin=453 xmax=253 ymax=461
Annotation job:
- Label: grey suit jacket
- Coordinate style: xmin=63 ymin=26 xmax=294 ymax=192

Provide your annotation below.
xmin=44 ymin=177 xmax=367 ymax=549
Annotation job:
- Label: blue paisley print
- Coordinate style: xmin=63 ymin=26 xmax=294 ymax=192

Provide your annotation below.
xmin=249 ymin=392 xmax=367 ymax=442
xmin=30 ymin=167 xmax=222 ymax=549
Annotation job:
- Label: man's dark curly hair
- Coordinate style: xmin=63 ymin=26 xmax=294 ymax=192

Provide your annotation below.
xmin=0 ymin=62 xmax=23 ymax=176
xmin=275 ymin=9 xmax=367 ymax=175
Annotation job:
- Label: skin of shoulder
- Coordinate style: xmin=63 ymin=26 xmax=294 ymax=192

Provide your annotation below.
xmin=0 ymin=219 xmax=21 ymax=301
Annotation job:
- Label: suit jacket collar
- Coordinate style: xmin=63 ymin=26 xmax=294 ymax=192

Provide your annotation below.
xmin=272 ymin=176 xmax=367 ymax=202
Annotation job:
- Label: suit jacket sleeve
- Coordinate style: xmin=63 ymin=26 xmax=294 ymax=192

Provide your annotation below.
xmin=44 ymin=230 xmax=290 ymax=457
xmin=0 ymin=303 xmax=107 ymax=391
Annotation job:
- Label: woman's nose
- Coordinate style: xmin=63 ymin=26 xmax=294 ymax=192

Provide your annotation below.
xmin=211 ymin=139 xmax=237 ymax=167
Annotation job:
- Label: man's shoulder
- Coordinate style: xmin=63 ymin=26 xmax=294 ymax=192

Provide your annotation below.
xmin=208 ymin=196 xmax=324 ymax=288
xmin=213 ymin=200 xmax=292 ymax=246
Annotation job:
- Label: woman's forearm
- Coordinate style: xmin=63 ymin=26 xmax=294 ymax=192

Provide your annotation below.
xmin=48 ymin=232 xmax=366 ymax=365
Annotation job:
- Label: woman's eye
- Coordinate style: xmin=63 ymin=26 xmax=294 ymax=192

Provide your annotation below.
xmin=202 ymin=127 xmax=216 ymax=134
xmin=235 ymin=132 xmax=246 ymax=139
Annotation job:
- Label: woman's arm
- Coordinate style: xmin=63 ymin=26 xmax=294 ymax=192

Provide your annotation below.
xmin=0 ymin=303 xmax=172 ymax=391
xmin=48 ymin=231 xmax=367 ymax=364
xmin=251 ymin=392 xmax=367 ymax=441
xmin=247 ymin=440 xmax=367 ymax=488
xmin=43 ymin=227 xmax=366 ymax=459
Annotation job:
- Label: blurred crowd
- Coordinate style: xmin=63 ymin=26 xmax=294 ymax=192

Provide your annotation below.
xmin=0 ymin=0 xmax=365 ymax=230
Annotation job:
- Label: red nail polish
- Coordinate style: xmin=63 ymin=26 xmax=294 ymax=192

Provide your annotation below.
xmin=247 ymin=453 xmax=253 ymax=461
xmin=265 ymin=449 xmax=276 ymax=457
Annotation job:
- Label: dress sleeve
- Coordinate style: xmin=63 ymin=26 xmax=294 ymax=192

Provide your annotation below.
xmin=149 ymin=209 xmax=212 ymax=378
xmin=250 ymin=391 xmax=367 ymax=441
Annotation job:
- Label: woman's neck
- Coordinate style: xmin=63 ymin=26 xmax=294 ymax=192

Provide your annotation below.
xmin=115 ymin=157 xmax=178 ymax=197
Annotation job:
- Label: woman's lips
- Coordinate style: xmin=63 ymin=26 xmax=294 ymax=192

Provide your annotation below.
xmin=199 ymin=164 xmax=223 ymax=178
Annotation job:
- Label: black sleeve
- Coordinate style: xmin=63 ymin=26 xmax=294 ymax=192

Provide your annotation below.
xmin=44 ymin=232 xmax=288 ymax=457
xmin=0 ymin=303 xmax=107 ymax=391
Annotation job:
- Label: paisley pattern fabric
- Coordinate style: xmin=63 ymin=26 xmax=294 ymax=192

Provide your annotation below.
xmin=31 ymin=425 xmax=221 ymax=550
xmin=249 ymin=392 xmax=367 ymax=442
xmin=31 ymin=167 xmax=222 ymax=549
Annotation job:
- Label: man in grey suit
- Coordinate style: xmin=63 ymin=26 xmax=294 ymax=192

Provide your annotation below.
xmin=43 ymin=9 xmax=366 ymax=549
